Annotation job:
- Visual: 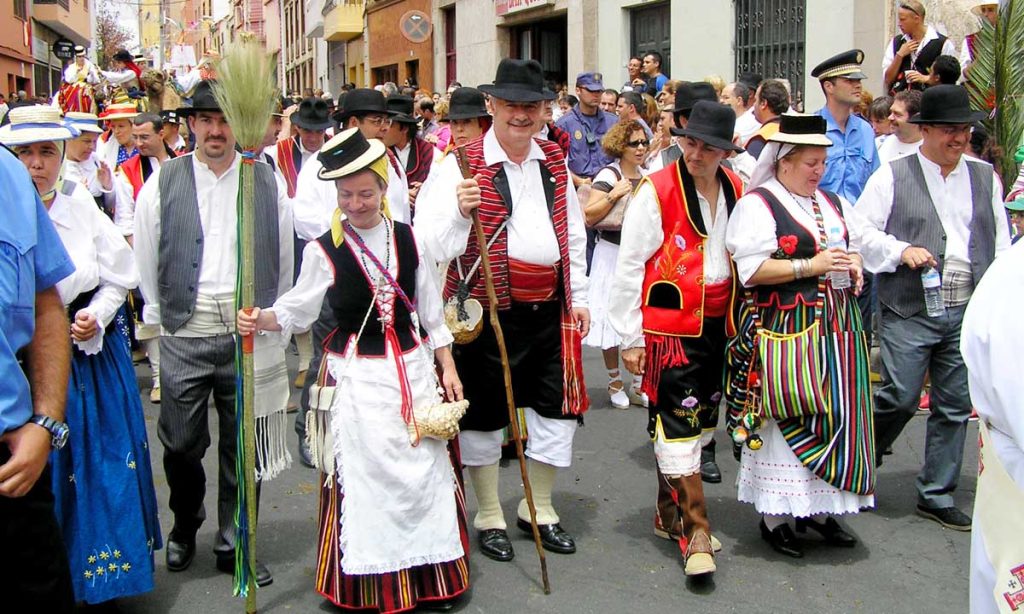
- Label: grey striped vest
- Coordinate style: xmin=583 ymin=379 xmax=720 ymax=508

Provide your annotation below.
xmin=157 ymin=155 xmax=280 ymax=333
xmin=877 ymin=154 xmax=996 ymax=319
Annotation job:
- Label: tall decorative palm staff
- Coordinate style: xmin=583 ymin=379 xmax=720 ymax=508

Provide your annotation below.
xmin=455 ymin=146 xmax=551 ymax=594
xmin=965 ymin=0 xmax=1024 ymax=190
xmin=210 ymin=35 xmax=278 ymax=613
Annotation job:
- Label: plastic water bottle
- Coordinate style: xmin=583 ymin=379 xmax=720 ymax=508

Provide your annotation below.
xmin=922 ymin=267 xmax=945 ymax=317
xmin=827 ymin=227 xmax=851 ymax=289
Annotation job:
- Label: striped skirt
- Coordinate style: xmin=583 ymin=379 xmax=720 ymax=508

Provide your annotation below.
xmin=315 ymin=443 xmax=471 ymax=613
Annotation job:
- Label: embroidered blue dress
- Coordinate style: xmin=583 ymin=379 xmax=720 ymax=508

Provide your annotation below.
xmin=45 ymin=191 xmax=162 ymax=604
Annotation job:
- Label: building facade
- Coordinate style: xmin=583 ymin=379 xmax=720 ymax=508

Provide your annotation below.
xmin=366 ymin=0 xmax=433 ymax=90
xmin=30 ymin=0 xmax=91 ymax=97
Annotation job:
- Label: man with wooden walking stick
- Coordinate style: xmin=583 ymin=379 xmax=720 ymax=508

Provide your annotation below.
xmin=416 ymin=58 xmax=590 ymax=563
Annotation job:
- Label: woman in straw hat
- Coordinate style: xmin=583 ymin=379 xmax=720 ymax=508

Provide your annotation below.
xmin=237 ymin=127 xmax=470 ymax=612
xmin=0 ymin=105 xmax=161 ymax=604
xmin=724 ymin=113 xmax=874 ymax=559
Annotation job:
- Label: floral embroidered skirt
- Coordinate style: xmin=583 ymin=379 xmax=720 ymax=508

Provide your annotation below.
xmin=50 ymin=308 xmax=162 ymax=603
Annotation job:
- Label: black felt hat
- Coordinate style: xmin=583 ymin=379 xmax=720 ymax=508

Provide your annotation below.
xmin=176 ymin=80 xmax=222 ymax=116
xmin=768 ymin=113 xmax=833 ymax=147
xmin=333 ymin=88 xmax=389 ymax=123
xmin=112 ymin=49 xmax=133 ymax=63
xmin=673 ymin=100 xmax=744 ymax=152
xmin=909 ymin=85 xmax=987 ymax=125
xmin=444 ymin=87 xmax=489 ymax=121
xmin=811 ymin=49 xmax=867 ymax=81
xmin=385 ymin=95 xmax=419 ymax=124
xmin=478 ymin=58 xmax=555 ymax=102
xmin=673 ymin=82 xmax=718 ymax=120
xmin=316 ymin=127 xmax=386 ymax=181
xmin=291 ymin=97 xmax=332 ymax=131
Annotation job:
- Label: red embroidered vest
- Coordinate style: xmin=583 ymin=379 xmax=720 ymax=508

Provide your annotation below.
xmin=276 ymin=137 xmax=300 ymax=199
xmin=443 ymin=136 xmax=573 ymax=311
xmin=120 ymin=155 xmax=146 ymax=200
xmin=641 ymin=161 xmax=743 ymax=338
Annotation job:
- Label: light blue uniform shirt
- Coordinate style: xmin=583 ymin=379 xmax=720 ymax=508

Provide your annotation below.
xmin=816 ymin=105 xmax=880 ymax=204
xmin=0 ymin=148 xmax=75 ymax=434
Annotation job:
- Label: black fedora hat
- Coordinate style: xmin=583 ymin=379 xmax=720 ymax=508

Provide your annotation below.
xmin=291 ymin=97 xmax=332 ymax=131
xmin=317 ymin=127 xmax=386 ymax=181
xmin=673 ymin=82 xmax=718 ymax=119
xmin=385 ymin=95 xmax=419 ymax=124
xmin=444 ymin=87 xmax=489 ymax=121
xmin=909 ymin=85 xmax=987 ymax=125
xmin=176 ymin=80 xmax=222 ymax=116
xmin=767 ymin=113 xmax=833 ymax=147
xmin=478 ymin=58 xmax=555 ymax=102
xmin=112 ymin=49 xmax=133 ymax=63
xmin=333 ymin=88 xmax=389 ymax=123
xmin=673 ymin=100 xmax=744 ymax=152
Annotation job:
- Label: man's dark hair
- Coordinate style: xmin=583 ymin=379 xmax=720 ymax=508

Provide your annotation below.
xmin=867 ymin=95 xmax=893 ymax=121
xmin=418 ymin=99 xmax=435 ymax=113
xmin=731 ymin=81 xmax=752 ymax=107
xmin=737 ymin=71 xmax=763 ymax=93
xmin=566 ymin=94 xmax=579 ymax=107
xmin=644 ymin=51 xmax=663 ymax=69
xmin=894 ymin=89 xmax=923 ymax=117
xmin=133 ymin=112 xmax=162 ymax=132
xmin=756 ymin=80 xmax=789 ymax=115
xmin=931 ymin=55 xmax=961 ymax=85
xmin=603 ymin=88 xmax=619 ymax=99
xmin=620 ymin=91 xmax=643 ymax=115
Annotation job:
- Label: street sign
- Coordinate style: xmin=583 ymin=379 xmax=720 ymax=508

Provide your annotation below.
xmin=400 ymin=10 xmax=431 ymax=44
xmin=53 ymin=38 xmax=75 ymax=60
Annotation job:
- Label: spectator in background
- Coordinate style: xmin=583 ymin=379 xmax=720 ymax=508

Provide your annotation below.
xmin=642 ymin=52 xmax=669 ymax=94
xmin=721 ymin=81 xmax=761 ymax=143
xmin=927 ymin=55 xmax=961 ymax=86
xmin=867 ymin=95 xmax=893 ymax=139
xmin=744 ymin=79 xmax=789 ymax=159
xmin=704 ymin=75 xmax=726 ymax=98
xmin=882 ymin=0 xmax=957 ymax=94
xmin=658 ymin=79 xmax=685 ymax=108
xmin=418 ymin=98 xmax=440 ymax=141
xmin=624 ymin=56 xmax=646 ymax=92
xmin=877 ymin=90 xmax=922 ymax=163
xmin=616 ymin=91 xmax=654 ymax=139
xmin=600 ymin=89 xmax=619 ymax=113
xmin=556 ymin=72 xmax=619 ymax=187
xmin=961 ymin=2 xmax=999 ymax=75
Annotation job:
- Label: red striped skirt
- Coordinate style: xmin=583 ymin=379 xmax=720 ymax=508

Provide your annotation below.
xmin=315 ymin=443 xmax=471 ymax=612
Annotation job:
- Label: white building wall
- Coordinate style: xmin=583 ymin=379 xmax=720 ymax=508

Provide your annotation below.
xmin=671 ymin=0 xmax=734 ymax=83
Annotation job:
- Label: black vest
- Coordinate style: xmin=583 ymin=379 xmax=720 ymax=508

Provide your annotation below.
xmin=891 ymin=33 xmax=948 ymax=93
xmin=750 ymin=187 xmax=843 ymax=309
xmin=317 ymin=221 xmax=423 ymax=357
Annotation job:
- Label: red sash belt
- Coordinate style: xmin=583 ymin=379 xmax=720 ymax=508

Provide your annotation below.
xmin=508 ymin=258 xmax=560 ymax=303
xmin=703 ymin=280 xmax=731 ymax=319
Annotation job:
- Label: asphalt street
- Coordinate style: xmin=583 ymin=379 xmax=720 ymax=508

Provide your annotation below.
xmin=102 ymin=348 xmax=976 ymax=614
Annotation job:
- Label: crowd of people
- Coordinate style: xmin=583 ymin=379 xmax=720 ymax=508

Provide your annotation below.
xmin=1 ymin=2 xmax=1022 ymax=613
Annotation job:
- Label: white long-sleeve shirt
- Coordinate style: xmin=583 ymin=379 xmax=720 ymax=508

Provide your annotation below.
xmin=272 ymin=222 xmax=453 ymax=351
xmin=134 ymin=152 xmax=294 ymax=333
xmin=63 ymin=60 xmax=99 ymax=85
xmin=609 ymin=176 xmax=735 ymax=351
xmin=291 ymin=152 xmax=410 ymax=241
xmin=49 ymin=191 xmax=138 ymax=355
xmin=854 ymin=151 xmax=1009 ymax=274
xmin=413 ymin=129 xmax=589 ymax=308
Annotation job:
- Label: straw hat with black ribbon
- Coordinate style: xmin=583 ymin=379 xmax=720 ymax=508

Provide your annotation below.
xmin=316 ymin=126 xmax=392 ymax=247
xmin=748 ymin=113 xmax=833 ymax=190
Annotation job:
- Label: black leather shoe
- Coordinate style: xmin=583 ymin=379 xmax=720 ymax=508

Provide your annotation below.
xmin=478 ymin=529 xmax=514 ymax=562
xmin=759 ymin=519 xmax=803 ymax=558
xmin=701 ymin=443 xmax=722 ymax=484
xmin=216 ymin=556 xmax=274 ymax=587
xmin=517 ymin=518 xmax=576 ymax=554
xmin=795 ymin=516 xmax=857 ymax=547
xmin=298 ymin=438 xmax=314 ymax=469
xmin=166 ymin=536 xmax=197 ymax=572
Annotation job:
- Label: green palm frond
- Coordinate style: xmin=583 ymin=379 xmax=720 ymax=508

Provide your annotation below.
xmin=211 ymin=37 xmax=278 ymax=151
xmin=967 ymin=0 xmax=1024 ymax=192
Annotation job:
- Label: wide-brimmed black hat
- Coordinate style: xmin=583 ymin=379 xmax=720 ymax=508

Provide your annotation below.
xmin=673 ymin=82 xmax=718 ymax=120
xmin=291 ymin=97 xmax=332 ymax=131
xmin=478 ymin=58 xmax=555 ymax=102
xmin=386 ymin=95 xmax=419 ymax=124
xmin=909 ymin=85 xmax=987 ymax=125
xmin=333 ymin=88 xmax=390 ymax=123
xmin=767 ymin=113 xmax=833 ymax=147
xmin=317 ymin=126 xmax=386 ymax=181
xmin=176 ymin=80 xmax=222 ymax=116
xmin=112 ymin=49 xmax=133 ymax=63
xmin=673 ymin=100 xmax=744 ymax=152
xmin=444 ymin=87 xmax=489 ymax=121
xmin=811 ymin=49 xmax=867 ymax=81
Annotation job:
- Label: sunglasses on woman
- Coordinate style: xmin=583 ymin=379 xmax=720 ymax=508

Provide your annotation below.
xmin=627 ymin=139 xmax=650 ymax=148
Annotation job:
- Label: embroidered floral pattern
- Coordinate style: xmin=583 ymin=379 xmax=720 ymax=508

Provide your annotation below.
xmin=778 ymin=235 xmax=798 ymax=256
xmin=82 ymin=545 xmax=131 ymax=586
xmin=655 ymin=224 xmax=689 ymax=281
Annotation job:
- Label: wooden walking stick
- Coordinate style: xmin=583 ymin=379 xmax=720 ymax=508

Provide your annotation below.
xmin=212 ymin=35 xmax=278 ymax=614
xmin=455 ymin=146 xmax=551 ymax=594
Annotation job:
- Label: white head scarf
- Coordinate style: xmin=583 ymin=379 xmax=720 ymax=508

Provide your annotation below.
xmin=747 ymin=141 xmax=797 ymax=191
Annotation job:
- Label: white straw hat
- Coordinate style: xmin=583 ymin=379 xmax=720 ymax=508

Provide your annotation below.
xmin=972 ymin=2 xmax=999 ymax=16
xmin=0 ymin=105 xmax=79 ymax=147
xmin=64 ymin=111 xmax=105 ymax=134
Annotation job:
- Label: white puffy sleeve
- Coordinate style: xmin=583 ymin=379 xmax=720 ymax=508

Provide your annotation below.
xmin=608 ymin=181 xmax=663 ymax=350
xmin=414 ymin=234 xmax=454 ymax=348
xmin=726 ymin=192 xmax=780 ymax=286
xmin=77 ymin=204 xmax=139 ymax=354
xmin=272 ymin=241 xmax=333 ymax=340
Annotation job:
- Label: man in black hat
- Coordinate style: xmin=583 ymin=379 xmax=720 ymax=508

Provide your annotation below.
xmin=134 ymin=80 xmax=293 ymax=586
xmin=648 ymin=81 xmax=717 ymax=173
xmin=856 ymin=84 xmax=1010 ymax=531
xmin=383 ymin=94 xmax=442 ymax=211
xmin=290 ymin=88 xmax=410 ymax=467
xmin=100 ymin=49 xmax=143 ymax=92
xmin=416 ymin=58 xmax=590 ymax=563
xmin=608 ymin=100 xmax=743 ymax=578
xmin=159 ymin=109 xmax=187 ymax=154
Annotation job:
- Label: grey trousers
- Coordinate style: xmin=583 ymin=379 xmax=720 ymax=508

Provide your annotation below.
xmin=873 ymin=305 xmax=971 ymax=509
xmin=158 ymin=334 xmax=238 ymax=556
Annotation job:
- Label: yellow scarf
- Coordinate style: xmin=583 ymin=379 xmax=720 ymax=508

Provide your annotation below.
xmin=330 ymin=154 xmax=391 ymax=247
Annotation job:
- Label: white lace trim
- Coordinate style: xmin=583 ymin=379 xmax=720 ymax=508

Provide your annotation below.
xmin=340 ymin=547 xmax=466 ymax=576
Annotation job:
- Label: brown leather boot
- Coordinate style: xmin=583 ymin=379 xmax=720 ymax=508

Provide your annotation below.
xmin=673 ymin=473 xmax=716 ymax=576
xmin=654 ymin=468 xmax=682 ymax=541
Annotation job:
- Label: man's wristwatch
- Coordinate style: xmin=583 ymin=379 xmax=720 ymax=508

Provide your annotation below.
xmin=28 ymin=415 xmax=70 ymax=450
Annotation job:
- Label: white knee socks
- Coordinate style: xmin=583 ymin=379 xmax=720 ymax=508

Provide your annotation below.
xmin=467 ymin=463 xmax=506 ymax=531
xmin=517 ymin=459 xmax=559 ymax=525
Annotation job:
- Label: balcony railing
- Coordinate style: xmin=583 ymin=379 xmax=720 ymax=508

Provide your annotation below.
xmin=34 ymin=0 xmax=70 ymax=10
